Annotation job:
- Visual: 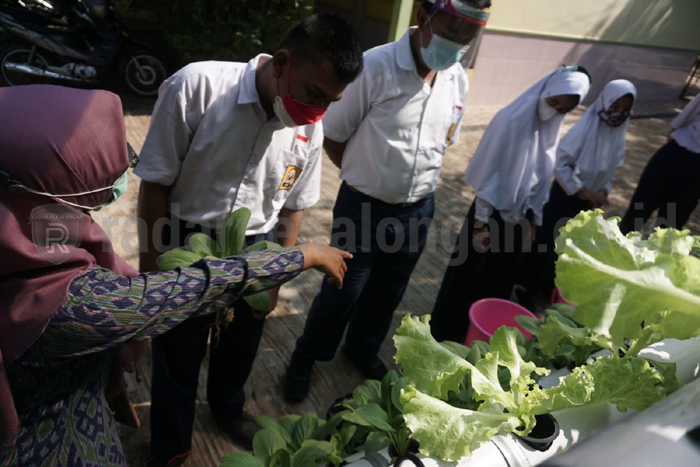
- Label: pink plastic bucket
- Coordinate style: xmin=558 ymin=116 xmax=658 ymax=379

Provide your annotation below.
xmin=466 ymin=298 xmax=537 ymax=346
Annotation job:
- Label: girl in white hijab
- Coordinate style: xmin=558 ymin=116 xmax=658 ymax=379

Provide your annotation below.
xmin=518 ymin=79 xmax=637 ymax=301
xmin=431 ymin=66 xmax=590 ymax=343
xmin=619 ymin=93 xmax=700 ymax=234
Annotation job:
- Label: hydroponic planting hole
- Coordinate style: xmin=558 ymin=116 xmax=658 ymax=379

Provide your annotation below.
xmin=517 ymin=413 xmax=560 ymax=451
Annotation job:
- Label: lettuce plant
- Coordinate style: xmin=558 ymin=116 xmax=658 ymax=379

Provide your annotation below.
xmin=156 ymin=207 xmax=282 ymax=311
xmin=393 ymin=211 xmax=700 ymax=461
xmin=394 ymin=316 xmax=673 ymax=461
xmin=220 ymin=413 xmax=342 ymax=467
xmin=554 ymin=210 xmax=700 ymax=355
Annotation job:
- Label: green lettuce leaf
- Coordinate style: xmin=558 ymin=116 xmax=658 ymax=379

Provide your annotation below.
xmin=220 ymin=452 xmax=265 ymax=467
xmin=393 ymin=315 xmax=472 ymax=399
xmin=252 ymin=429 xmax=287 ymax=466
xmin=643 ymin=227 xmax=698 ymax=256
xmin=290 ymin=440 xmax=334 ymax=467
xmin=537 ymin=316 xmax=592 ymax=357
xmin=531 ymin=366 xmax=593 ymax=414
xmin=400 ymin=386 xmax=521 ymax=460
xmin=489 ymin=327 xmax=548 ymax=389
xmin=534 ymin=354 xmax=666 ymax=414
xmin=291 ymin=439 xmax=334 ymax=467
xmin=394 ymin=313 xmax=674 ymax=461
xmin=580 ymin=355 xmax=666 ymax=412
xmin=244 ymin=292 xmax=271 ymax=311
xmin=555 ymin=210 xmax=700 ymax=352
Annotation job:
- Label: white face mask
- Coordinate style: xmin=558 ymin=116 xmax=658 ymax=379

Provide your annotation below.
xmin=273 ymin=95 xmax=298 ymax=128
xmin=538 ymin=98 xmax=559 ymax=121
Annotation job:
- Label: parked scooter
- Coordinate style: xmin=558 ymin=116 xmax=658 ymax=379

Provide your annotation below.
xmin=0 ymin=0 xmax=166 ymax=96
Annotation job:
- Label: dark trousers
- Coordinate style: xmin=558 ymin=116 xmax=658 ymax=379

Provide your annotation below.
xmin=430 ymin=203 xmax=528 ymax=344
xmin=150 ymin=216 xmax=272 ymax=460
xmin=619 ymin=140 xmax=700 ymax=234
xmin=294 ymin=182 xmax=434 ymax=362
xmin=518 ymin=181 xmax=592 ymax=297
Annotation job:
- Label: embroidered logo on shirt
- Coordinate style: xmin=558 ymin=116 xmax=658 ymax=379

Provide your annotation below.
xmin=279 ymin=165 xmax=303 ymax=190
xmin=296 ymin=134 xmax=309 ymax=143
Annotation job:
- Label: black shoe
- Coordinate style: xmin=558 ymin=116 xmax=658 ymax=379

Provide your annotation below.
xmin=343 ymin=349 xmax=388 ymax=381
xmin=146 ymin=452 xmax=189 ymax=467
xmin=285 ymin=353 xmax=314 ymax=402
xmin=217 ymin=413 xmax=260 ymax=450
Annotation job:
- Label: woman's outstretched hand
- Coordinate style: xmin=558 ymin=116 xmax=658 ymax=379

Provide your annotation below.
xmin=299 ymin=244 xmax=352 ymax=289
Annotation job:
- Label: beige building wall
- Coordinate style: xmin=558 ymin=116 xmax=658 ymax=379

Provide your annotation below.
xmin=486 ymin=0 xmax=700 ymax=51
xmin=315 ymin=0 xmax=699 ymax=106
xmin=471 ymin=0 xmax=700 ymax=106
xmin=466 ymin=32 xmax=697 ymax=106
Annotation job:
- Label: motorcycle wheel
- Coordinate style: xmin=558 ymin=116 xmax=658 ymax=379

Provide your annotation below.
xmin=121 ymin=52 xmax=166 ymax=97
xmin=0 ymin=45 xmax=52 ymax=87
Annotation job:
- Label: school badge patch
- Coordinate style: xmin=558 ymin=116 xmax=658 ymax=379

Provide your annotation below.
xmin=279 ymin=165 xmax=303 ymax=190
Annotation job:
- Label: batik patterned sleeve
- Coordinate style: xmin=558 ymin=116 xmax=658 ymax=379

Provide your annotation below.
xmin=36 ymin=248 xmax=304 ymax=361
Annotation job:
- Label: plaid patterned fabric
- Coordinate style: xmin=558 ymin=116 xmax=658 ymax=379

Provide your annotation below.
xmin=0 ymin=249 xmax=303 ymax=466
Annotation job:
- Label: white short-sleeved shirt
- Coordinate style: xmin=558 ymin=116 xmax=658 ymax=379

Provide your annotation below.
xmin=134 ymin=57 xmax=323 ymax=235
xmin=322 ymin=27 xmax=468 ymax=204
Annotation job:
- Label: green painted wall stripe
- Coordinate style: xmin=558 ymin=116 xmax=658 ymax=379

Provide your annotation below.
xmin=388 ymin=0 xmax=414 ymax=42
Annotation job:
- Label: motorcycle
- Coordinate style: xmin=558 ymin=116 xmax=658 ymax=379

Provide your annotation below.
xmin=0 ymin=0 xmax=167 ymax=96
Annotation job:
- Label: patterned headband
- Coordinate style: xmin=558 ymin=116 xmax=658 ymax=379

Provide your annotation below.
xmin=433 ymin=0 xmax=490 ymax=26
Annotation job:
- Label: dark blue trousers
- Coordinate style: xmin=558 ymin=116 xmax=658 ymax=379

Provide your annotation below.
xmin=294 ymin=182 xmax=434 ymax=362
xmin=150 ymin=215 xmax=273 ymax=460
xmin=619 ymin=140 xmax=700 ymax=234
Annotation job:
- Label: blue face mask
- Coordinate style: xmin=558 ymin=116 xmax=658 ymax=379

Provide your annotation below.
xmin=420 ymin=19 xmax=469 ymax=71
xmin=106 ymin=171 xmax=129 ymax=206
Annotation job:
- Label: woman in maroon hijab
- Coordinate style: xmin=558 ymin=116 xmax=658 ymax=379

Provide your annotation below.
xmin=0 ymin=85 xmax=350 ymax=466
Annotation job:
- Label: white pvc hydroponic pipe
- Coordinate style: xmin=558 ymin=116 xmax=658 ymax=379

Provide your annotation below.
xmin=538 ymin=376 xmax=700 ymax=466
xmin=343 ymin=336 xmax=700 ymax=467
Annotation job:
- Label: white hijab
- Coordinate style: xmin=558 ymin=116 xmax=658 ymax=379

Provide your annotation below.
xmin=557 ymin=79 xmax=637 ymax=192
xmin=465 ymin=67 xmax=591 ymax=222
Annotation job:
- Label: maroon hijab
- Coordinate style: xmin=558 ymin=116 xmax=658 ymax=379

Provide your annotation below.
xmin=0 ymin=85 xmax=140 ymax=446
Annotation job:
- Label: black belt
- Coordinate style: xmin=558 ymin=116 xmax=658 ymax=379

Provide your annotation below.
xmin=345 ymin=183 xmax=422 ymax=208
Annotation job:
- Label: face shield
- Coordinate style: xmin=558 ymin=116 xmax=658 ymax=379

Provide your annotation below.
xmin=424 ymin=0 xmax=489 ymax=70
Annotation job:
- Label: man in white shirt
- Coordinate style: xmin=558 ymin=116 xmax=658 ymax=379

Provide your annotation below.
xmin=134 ymin=14 xmax=363 ymax=465
xmin=285 ymin=0 xmax=490 ymax=401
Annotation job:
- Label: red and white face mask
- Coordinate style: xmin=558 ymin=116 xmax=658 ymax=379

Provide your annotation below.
xmin=273 ymin=58 xmax=327 ymax=127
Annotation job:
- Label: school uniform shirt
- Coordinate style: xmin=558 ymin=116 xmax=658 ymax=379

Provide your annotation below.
xmin=322 ymin=27 xmax=468 ymax=204
xmin=134 ymin=57 xmax=323 ymax=235
xmin=465 ymin=68 xmax=590 ymax=226
xmin=670 ymin=94 xmax=700 ymax=154
xmin=554 ymin=80 xmax=637 ymax=195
